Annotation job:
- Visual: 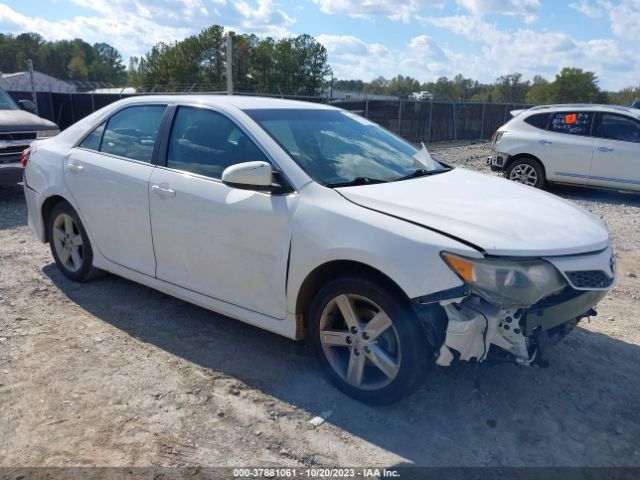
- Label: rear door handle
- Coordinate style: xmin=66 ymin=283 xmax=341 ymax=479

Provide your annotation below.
xmin=597 ymin=147 xmax=614 ymax=152
xmin=66 ymin=162 xmax=84 ymax=174
xmin=151 ymin=184 xmax=176 ymax=198
xmin=538 ymin=140 xmax=552 ymax=145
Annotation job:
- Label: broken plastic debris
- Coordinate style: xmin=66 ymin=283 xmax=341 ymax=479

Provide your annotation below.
xmin=309 ymin=410 xmax=332 ymax=426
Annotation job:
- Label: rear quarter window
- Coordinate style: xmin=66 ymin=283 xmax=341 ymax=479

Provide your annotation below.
xmin=523 ymin=113 xmax=550 ymax=129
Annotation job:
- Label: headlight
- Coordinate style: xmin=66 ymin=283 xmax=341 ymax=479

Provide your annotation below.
xmin=37 ymin=129 xmax=60 ymax=139
xmin=442 ymin=252 xmax=566 ymax=307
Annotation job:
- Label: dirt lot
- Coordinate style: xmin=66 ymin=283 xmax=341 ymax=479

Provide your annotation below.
xmin=1 ymin=142 xmax=639 ymax=468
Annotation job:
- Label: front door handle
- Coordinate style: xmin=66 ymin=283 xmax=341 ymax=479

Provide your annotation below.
xmin=597 ymin=146 xmax=614 ymax=152
xmin=151 ymin=183 xmax=176 ymax=198
xmin=66 ymin=162 xmax=84 ymax=174
xmin=539 ymin=140 xmax=552 ymax=145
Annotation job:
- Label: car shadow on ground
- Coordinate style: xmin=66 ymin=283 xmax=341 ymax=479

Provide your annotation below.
xmin=0 ymin=185 xmax=27 ymax=230
xmin=548 ymin=184 xmax=640 ymax=207
xmin=44 ymin=264 xmax=640 ymax=466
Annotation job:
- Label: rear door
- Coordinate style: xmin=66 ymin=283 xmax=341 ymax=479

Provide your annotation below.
xmin=64 ymin=104 xmax=167 ymax=276
xmin=589 ymin=112 xmax=640 ymax=191
xmin=541 ymin=111 xmax=597 ymax=184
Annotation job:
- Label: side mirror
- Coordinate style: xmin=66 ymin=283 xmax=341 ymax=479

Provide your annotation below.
xmin=18 ymin=99 xmax=37 ymax=114
xmin=221 ymin=161 xmax=273 ymax=190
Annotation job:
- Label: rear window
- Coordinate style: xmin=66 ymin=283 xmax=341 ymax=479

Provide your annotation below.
xmin=523 ymin=113 xmax=549 ymax=129
xmin=549 ymin=112 xmax=593 ymax=136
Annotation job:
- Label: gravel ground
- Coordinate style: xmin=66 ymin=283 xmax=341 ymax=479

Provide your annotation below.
xmin=0 ymin=142 xmax=639 ymax=469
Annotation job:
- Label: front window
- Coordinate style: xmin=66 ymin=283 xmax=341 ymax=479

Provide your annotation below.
xmin=244 ymin=109 xmax=446 ymax=186
xmin=0 ymin=90 xmax=17 ymax=110
xmin=597 ymin=113 xmax=640 ymax=143
xmin=167 ymin=106 xmax=268 ymax=179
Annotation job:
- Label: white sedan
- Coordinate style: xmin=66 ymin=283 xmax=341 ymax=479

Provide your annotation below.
xmin=22 ymin=96 xmax=615 ymax=404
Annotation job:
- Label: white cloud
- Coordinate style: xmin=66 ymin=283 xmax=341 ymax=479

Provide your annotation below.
xmin=600 ymin=0 xmax=640 ymax=41
xmin=311 ymin=0 xmax=446 ymax=23
xmin=0 ymin=0 xmax=296 ymax=59
xmin=418 ymin=13 xmax=640 ymax=89
xmin=569 ymin=0 xmax=603 ymax=18
xmin=455 ymin=0 xmax=540 ymax=17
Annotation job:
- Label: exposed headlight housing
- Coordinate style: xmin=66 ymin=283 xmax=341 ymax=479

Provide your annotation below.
xmin=442 ymin=252 xmax=566 ymax=307
xmin=37 ymin=129 xmax=60 ymax=139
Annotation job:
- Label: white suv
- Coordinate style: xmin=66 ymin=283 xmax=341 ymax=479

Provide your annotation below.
xmin=489 ymin=104 xmax=640 ymax=191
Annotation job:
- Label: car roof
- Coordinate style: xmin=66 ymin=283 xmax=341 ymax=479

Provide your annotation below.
xmin=114 ymin=94 xmax=337 ymax=111
xmin=525 ymin=104 xmax=640 ymax=116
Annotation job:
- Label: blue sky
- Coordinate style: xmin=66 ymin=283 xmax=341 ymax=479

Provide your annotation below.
xmin=0 ymin=0 xmax=638 ymax=90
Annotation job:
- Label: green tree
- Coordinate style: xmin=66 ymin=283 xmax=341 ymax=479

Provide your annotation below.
xmin=551 ymin=67 xmax=605 ymax=103
xmin=67 ymin=55 xmax=88 ymax=80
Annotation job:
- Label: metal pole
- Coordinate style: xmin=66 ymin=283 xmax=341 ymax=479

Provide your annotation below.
xmin=427 ymin=99 xmax=433 ymax=143
xmin=365 ymin=98 xmax=369 ymax=118
xmin=480 ymin=102 xmax=486 ymax=140
xmin=226 ymin=35 xmax=233 ymax=95
xmin=27 ymin=59 xmax=38 ymax=114
xmin=397 ymin=99 xmax=402 ymax=134
xmin=452 ymin=102 xmax=457 ymax=142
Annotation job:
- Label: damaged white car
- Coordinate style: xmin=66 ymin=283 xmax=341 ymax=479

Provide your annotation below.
xmin=23 ymin=96 xmax=615 ymax=404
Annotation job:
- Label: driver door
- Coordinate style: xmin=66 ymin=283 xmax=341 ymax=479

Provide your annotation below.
xmin=148 ymin=105 xmax=295 ymax=319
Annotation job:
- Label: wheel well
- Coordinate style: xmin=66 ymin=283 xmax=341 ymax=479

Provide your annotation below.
xmin=295 ymin=260 xmax=408 ymax=332
xmin=41 ymin=195 xmax=68 ymax=243
xmin=505 ymin=154 xmax=547 ymax=178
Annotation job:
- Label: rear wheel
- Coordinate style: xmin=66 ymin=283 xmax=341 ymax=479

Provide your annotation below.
xmin=48 ymin=202 xmax=103 ymax=282
xmin=506 ymin=157 xmax=545 ymax=188
xmin=309 ymin=277 xmax=429 ymax=405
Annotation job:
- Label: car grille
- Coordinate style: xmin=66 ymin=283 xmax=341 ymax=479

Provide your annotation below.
xmin=566 ymin=270 xmax=614 ymax=289
xmin=0 ymin=132 xmax=37 ymax=142
xmin=0 ymin=132 xmax=36 ymax=164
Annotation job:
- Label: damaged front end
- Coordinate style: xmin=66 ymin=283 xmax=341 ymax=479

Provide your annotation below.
xmin=414 ymin=249 xmax=614 ymax=367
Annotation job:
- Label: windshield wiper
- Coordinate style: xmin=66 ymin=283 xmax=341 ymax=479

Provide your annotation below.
xmin=329 ymin=176 xmax=389 ymax=188
xmin=393 ymin=167 xmax=452 ymax=182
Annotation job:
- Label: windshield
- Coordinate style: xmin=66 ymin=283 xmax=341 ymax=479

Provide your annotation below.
xmin=0 ymin=90 xmax=17 ymax=110
xmin=244 ymin=108 xmax=447 ymax=186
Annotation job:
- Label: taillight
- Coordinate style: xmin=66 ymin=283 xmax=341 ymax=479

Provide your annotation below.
xmin=19 ymin=147 xmax=31 ymax=168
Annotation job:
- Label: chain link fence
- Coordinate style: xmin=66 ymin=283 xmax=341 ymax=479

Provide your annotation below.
xmin=6 ymin=90 xmax=530 ymax=143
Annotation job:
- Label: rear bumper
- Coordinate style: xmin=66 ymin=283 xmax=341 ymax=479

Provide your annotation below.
xmin=24 ymin=183 xmax=45 ymax=242
xmin=487 ymin=152 xmax=508 ymax=172
xmin=0 ymin=162 xmax=23 ymax=185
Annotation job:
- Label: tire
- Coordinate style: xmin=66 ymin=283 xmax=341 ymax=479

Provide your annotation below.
xmin=505 ymin=157 xmax=545 ymax=189
xmin=308 ymin=276 xmax=430 ymax=405
xmin=48 ymin=201 xmax=103 ymax=282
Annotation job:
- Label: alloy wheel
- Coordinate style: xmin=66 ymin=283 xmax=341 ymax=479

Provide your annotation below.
xmin=319 ymin=294 xmax=401 ymax=390
xmin=52 ymin=213 xmax=84 ymax=273
xmin=509 ymin=163 xmax=538 ymax=186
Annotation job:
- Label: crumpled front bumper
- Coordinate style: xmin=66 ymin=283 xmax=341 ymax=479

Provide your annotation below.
xmin=414 ymin=247 xmax=615 ymax=366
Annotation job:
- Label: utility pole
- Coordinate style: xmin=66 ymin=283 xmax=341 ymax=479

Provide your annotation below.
xmin=27 ymin=59 xmax=38 ymax=114
xmin=226 ymin=34 xmax=233 ymax=95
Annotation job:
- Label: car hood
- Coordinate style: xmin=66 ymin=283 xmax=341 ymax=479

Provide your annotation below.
xmin=337 ymin=168 xmax=610 ymax=256
xmin=0 ymin=109 xmax=58 ymax=132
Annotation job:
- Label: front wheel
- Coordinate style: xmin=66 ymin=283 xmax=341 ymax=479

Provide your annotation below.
xmin=308 ymin=277 xmax=430 ymax=405
xmin=506 ymin=158 xmax=545 ymax=188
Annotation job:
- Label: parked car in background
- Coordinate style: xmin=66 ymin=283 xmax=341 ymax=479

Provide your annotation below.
xmin=409 ymin=91 xmax=433 ymax=101
xmin=23 ymin=96 xmax=615 ymax=404
xmin=0 ymin=88 xmax=59 ymax=186
xmin=489 ymin=104 xmax=640 ymax=191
